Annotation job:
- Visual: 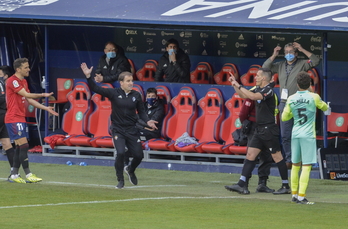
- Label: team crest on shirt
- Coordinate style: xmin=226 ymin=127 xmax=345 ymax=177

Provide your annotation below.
xmin=114 ymin=135 xmax=118 ymax=140
xmin=13 ymin=80 xmax=20 ymax=88
xmin=132 ymin=97 xmax=136 ymax=102
xmin=18 ymin=131 xmax=22 ymax=136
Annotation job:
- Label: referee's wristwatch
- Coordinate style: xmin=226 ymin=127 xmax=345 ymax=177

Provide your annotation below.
xmin=238 ymin=85 xmax=243 ymax=90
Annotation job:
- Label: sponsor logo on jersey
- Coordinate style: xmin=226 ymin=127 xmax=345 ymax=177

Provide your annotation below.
xmin=13 ymin=80 xmax=19 ymax=88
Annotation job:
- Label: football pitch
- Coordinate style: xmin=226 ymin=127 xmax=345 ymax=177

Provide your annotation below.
xmin=1 ymin=161 xmax=348 ymax=229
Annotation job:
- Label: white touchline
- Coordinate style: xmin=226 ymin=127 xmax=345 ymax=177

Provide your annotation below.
xmin=0 ymin=196 xmax=242 ymax=209
xmin=0 ymin=178 xmax=186 ymax=189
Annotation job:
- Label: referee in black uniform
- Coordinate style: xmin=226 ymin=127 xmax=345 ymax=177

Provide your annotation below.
xmin=225 ymin=68 xmax=290 ymax=195
xmin=81 ymin=63 xmax=157 ymax=189
xmin=0 ymin=65 xmax=16 ymax=178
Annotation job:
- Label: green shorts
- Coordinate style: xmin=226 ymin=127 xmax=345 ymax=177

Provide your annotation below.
xmin=291 ymin=138 xmax=317 ymax=165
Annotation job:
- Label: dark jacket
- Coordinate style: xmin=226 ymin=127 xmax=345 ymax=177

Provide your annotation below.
xmin=0 ymin=77 xmax=6 ymax=114
xmin=154 ymin=48 xmax=191 ymax=83
xmin=136 ymin=98 xmax=165 ymax=135
xmin=95 ymin=45 xmax=131 ymax=83
xmin=86 ymin=77 xmax=149 ymax=133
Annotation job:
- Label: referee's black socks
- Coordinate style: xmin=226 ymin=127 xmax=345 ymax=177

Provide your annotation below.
xmin=238 ymin=159 xmax=256 ymax=187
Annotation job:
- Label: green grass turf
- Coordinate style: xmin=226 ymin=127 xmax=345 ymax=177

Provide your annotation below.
xmin=1 ymin=161 xmax=348 ymax=228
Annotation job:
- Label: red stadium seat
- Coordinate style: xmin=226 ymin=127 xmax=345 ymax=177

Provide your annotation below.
xmin=136 ymin=59 xmax=158 ymax=81
xmin=69 ymin=83 xmax=113 ymax=147
xmin=190 ymin=62 xmax=214 ymax=84
xmin=272 ymin=73 xmax=280 ymax=87
xmin=307 ymin=68 xmax=320 ymax=94
xmin=327 ymin=112 xmax=348 ymax=133
xmin=317 ymin=112 xmax=348 ymax=148
xmin=49 ymin=78 xmax=74 ymax=130
xmin=128 ymin=59 xmax=137 ymax=80
xmin=132 ymin=84 xmax=145 ymax=102
xmin=174 ymin=88 xmax=225 ymax=153
xmin=148 ymin=86 xmax=197 ymax=151
xmin=155 ymin=85 xmax=173 ymax=138
xmin=44 ymin=82 xmax=92 ymax=147
xmin=202 ymin=93 xmax=247 ymax=155
xmin=214 ymin=63 xmax=239 ymax=85
xmin=240 ymin=64 xmax=261 ymax=87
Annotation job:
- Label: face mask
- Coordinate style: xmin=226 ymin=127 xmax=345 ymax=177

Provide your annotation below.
xmin=168 ymin=49 xmax=177 ymax=55
xmin=106 ymin=52 xmax=116 ymax=59
xmin=146 ymin=98 xmax=156 ymax=106
xmin=285 ymin=53 xmax=295 ymax=62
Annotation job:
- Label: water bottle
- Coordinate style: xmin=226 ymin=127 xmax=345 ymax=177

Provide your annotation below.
xmin=168 ymin=163 xmax=171 ymax=170
xmin=41 ymin=76 xmax=46 ymax=89
xmin=324 ymin=102 xmax=331 ymax=116
xmin=79 ymin=162 xmax=87 ymax=166
xmin=66 ymin=161 xmax=73 ymax=166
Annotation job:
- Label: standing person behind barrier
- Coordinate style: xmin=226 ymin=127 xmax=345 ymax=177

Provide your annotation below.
xmin=154 ymin=38 xmax=191 ymax=83
xmin=94 ymin=41 xmax=131 ymax=83
xmin=81 ymin=63 xmax=158 ymax=189
xmin=262 ymin=42 xmax=320 ymax=169
xmin=282 ymin=72 xmax=328 ymax=204
xmin=6 ymin=58 xmax=58 ymax=183
xmin=0 ymin=65 xmax=16 ymax=179
xmin=225 ymin=68 xmax=290 ymax=195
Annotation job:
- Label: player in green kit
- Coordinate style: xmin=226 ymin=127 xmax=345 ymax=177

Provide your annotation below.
xmin=282 ymin=71 xmax=329 ymax=204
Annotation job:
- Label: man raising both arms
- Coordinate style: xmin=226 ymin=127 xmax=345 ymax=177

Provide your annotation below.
xmin=263 ymin=42 xmax=320 ymax=169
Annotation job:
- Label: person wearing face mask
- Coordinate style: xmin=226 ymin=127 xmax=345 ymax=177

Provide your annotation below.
xmin=94 ymin=41 xmax=131 ymax=83
xmin=262 ymin=42 xmax=320 ymax=169
xmin=154 ymin=38 xmax=191 ymax=83
xmin=135 ymin=87 xmax=164 ymax=140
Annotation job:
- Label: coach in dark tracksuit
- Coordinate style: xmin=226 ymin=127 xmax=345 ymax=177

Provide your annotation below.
xmin=154 ymin=38 xmax=191 ymax=83
xmin=81 ymin=63 xmax=157 ymax=189
xmin=94 ymin=42 xmax=131 ymax=83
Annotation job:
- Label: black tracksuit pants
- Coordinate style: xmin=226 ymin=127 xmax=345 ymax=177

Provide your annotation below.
xmin=112 ymin=127 xmax=144 ymax=182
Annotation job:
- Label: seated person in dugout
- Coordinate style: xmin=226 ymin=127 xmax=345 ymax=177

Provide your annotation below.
xmin=94 ymin=41 xmax=131 ymax=83
xmin=136 ymin=87 xmax=165 ymax=141
xmin=154 ymin=38 xmax=191 ymax=83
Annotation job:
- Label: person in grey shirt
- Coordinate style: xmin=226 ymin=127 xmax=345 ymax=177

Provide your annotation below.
xmin=262 ymin=42 xmax=320 ymax=169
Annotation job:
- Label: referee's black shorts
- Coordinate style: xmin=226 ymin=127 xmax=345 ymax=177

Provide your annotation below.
xmin=249 ymin=123 xmax=281 ymax=154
